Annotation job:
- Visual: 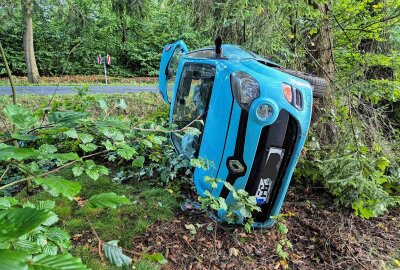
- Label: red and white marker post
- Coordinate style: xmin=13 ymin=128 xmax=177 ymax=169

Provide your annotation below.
xmin=97 ymin=54 xmax=111 ymax=85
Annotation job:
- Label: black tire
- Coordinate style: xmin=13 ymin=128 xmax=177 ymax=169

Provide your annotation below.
xmin=280 ymin=69 xmax=327 ymax=98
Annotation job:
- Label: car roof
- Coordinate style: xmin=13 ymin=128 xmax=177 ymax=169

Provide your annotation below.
xmin=186 ymin=44 xmax=281 ymax=67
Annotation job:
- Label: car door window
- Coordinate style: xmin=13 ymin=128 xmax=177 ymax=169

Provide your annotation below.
xmin=171 ymin=63 xmax=216 ymax=158
xmin=166 ymin=47 xmax=184 ymax=102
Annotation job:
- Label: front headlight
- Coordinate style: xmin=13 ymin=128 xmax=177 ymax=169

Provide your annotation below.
xmin=231 ymin=71 xmax=260 ymax=110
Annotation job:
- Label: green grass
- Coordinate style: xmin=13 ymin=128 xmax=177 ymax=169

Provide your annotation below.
xmin=0 ymin=92 xmax=167 ymax=124
xmin=16 ymin=170 xmax=178 ymax=269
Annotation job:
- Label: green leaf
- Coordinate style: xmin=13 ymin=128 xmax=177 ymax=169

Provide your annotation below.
xmin=45 ymin=227 xmax=70 ymax=248
xmin=42 ymin=211 xmax=59 ymax=226
xmin=244 ymin=222 xmax=251 ymax=233
xmin=184 ymin=127 xmax=201 ymax=136
xmin=102 ymin=140 xmax=116 ymax=151
xmin=276 ymin=222 xmax=288 ymax=235
xmin=11 ymin=133 xmax=39 ymax=141
xmin=48 ymin=111 xmax=88 ymax=125
xmin=149 ymin=136 xmax=166 ymax=145
xmin=218 ymin=197 xmax=228 ymax=210
xmin=13 ymin=239 xmax=40 ymax=253
xmin=29 ymin=253 xmax=88 ymax=269
xmin=85 ymin=169 xmax=99 ymax=180
xmin=42 ymin=243 xmax=58 ymax=255
xmin=376 ymin=157 xmax=390 ymax=171
xmin=64 ymin=129 xmax=78 ymax=139
xmin=4 ymin=105 xmax=37 ymax=130
xmin=22 ymin=202 xmax=35 ymax=208
xmin=78 ymin=133 xmax=94 ymax=144
xmin=102 ymin=240 xmax=132 ymax=266
xmin=96 ymin=166 xmax=109 ymax=175
xmin=143 ymin=253 xmax=168 ymax=265
xmin=0 ymin=197 xmax=18 ymax=209
xmin=116 ymin=145 xmax=136 ymax=160
xmin=0 ymin=249 xmax=30 ymax=270
xmin=34 ymin=177 xmax=81 ymax=200
xmin=87 ymin=192 xmax=130 ymax=208
xmin=223 ymin=181 xmax=235 ymax=192
xmin=100 ymin=128 xmax=124 ymax=141
xmin=98 ymin=99 xmax=109 ymax=111
xmin=142 ymin=140 xmax=152 ymax=148
xmin=84 ymin=162 xmax=108 ymax=181
xmin=132 ymin=156 xmax=145 ymax=167
xmin=0 ymin=147 xmax=38 ymax=161
xmin=117 ymin=98 xmax=127 ymax=110
xmin=36 ymin=200 xmax=55 ymax=210
xmin=79 ymin=143 xmax=98 ymax=153
xmin=0 ymin=208 xmax=50 ymax=242
xmin=72 ymin=165 xmax=84 ymax=177
xmin=39 ymin=144 xmax=57 ymax=154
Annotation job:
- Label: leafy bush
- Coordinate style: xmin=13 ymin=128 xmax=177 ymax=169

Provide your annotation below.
xmin=296 ymin=92 xmax=400 ymax=218
xmin=0 ymin=96 xmax=193 ymax=268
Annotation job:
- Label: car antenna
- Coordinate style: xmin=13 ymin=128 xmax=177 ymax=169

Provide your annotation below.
xmin=215 ymin=35 xmax=222 ymax=58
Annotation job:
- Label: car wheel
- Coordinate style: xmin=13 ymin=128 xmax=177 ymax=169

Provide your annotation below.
xmin=280 ymin=69 xmax=327 ymax=98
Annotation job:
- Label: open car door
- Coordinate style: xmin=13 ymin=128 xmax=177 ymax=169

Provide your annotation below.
xmin=158 ymin=40 xmax=188 ymax=104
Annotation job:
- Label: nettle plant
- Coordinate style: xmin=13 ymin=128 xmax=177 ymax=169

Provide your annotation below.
xmin=0 ymin=98 xmax=192 ymax=269
xmin=191 ymin=158 xmax=261 ymax=232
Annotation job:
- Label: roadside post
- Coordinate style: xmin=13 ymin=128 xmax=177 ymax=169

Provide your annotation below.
xmin=97 ymin=54 xmax=111 ymax=85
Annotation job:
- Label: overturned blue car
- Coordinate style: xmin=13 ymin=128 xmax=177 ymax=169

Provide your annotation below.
xmin=158 ymin=38 xmax=326 ymax=228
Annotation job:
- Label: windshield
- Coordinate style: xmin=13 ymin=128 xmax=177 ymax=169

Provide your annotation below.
xmin=171 ymin=63 xmax=216 ymax=158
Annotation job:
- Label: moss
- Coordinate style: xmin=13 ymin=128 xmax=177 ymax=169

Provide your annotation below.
xmin=132 ymin=218 xmax=152 ymax=235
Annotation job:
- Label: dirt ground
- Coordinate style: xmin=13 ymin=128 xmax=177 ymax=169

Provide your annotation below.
xmin=132 ymin=187 xmax=400 ymax=270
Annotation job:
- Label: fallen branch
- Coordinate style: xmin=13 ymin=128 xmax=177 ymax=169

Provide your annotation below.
xmin=132 ymin=114 xmax=203 ymax=133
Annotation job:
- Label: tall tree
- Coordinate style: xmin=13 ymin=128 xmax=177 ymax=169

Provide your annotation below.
xmin=111 ymin=0 xmax=147 ymax=65
xmin=21 ymin=0 xmax=40 ymax=83
xmin=308 ymin=0 xmax=335 ymax=83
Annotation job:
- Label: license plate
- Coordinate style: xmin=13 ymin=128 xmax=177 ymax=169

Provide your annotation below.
xmin=255 ymin=147 xmax=284 ymax=205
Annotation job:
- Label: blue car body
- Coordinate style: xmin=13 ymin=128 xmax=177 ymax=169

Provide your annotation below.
xmin=158 ymin=40 xmax=312 ymax=228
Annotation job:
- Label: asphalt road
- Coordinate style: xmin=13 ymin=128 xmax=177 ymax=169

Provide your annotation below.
xmin=0 ymin=85 xmax=158 ymax=95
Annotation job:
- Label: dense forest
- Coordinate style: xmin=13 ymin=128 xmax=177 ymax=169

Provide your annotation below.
xmin=0 ymin=0 xmax=400 ymax=269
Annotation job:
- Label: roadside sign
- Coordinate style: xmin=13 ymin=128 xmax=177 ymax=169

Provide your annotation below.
xmin=96 ymin=54 xmax=111 ymax=84
xmin=106 ymin=54 xmax=111 ymax=65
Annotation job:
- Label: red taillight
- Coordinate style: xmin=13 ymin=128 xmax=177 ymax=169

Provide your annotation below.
xmin=282 ymin=83 xmax=292 ymax=103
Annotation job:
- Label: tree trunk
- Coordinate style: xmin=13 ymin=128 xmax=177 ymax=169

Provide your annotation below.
xmin=315 ymin=1 xmax=335 ymax=82
xmin=22 ymin=0 xmax=40 ymax=84
xmin=307 ymin=0 xmax=334 ymax=84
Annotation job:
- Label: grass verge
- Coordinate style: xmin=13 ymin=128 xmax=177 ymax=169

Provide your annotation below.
xmin=0 ymin=92 xmax=166 ymax=124
xmin=0 ymin=75 xmax=157 ymax=86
